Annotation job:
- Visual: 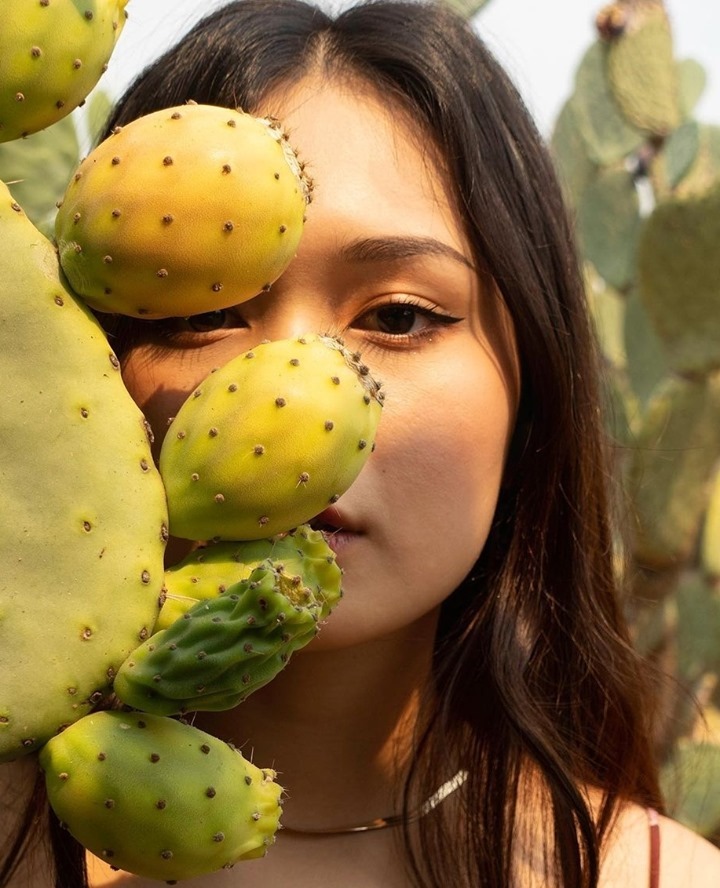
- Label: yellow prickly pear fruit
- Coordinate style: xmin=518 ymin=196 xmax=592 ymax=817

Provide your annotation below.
xmin=0 ymin=0 xmax=128 ymax=143
xmin=160 ymin=334 xmax=384 ymax=541
xmin=0 ymin=183 xmax=168 ymax=762
xmin=40 ymin=711 xmax=283 ymax=881
xmin=55 ymin=103 xmax=312 ymax=318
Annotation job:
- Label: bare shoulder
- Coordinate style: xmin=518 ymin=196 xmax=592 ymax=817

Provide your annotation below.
xmin=654 ymin=813 xmax=720 ymax=887
xmin=600 ymin=801 xmax=720 ymax=888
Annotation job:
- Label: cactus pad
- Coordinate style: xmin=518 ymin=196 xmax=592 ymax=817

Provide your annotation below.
xmin=637 ymin=182 xmax=720 ymax=375
xmin=578 ymin=167 xmax=641 ymax=291
xmin=0 ymin=185 xmax=167 ymax=761
xmin=628 ymin=375 xmax=720 ymax=569
xmin=40 ymin=711 xmax=282 ymax=881
xmin=571 ymin=41 xmax=644 ymax=166
xmin=606 ymin=3 xmax=681 ymax=135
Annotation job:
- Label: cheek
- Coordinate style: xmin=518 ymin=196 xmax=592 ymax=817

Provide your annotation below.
xmin=120 ymin=347 xmax=205 ymax=460
xmin=379 ymin=358 xmax=513 ymax=533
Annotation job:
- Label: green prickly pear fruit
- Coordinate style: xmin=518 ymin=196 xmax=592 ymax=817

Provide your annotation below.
xmin=157 ymin=525 xmax=342 ymax=629
xmin=160 ymin=334 xmax=384 ymax=542
xmin=40 ymin=710 xmax=282 ymax=880
xmin=114 ymin=561 xmax=335 ymax=715
xmin=0 ymin=183 xmax=168 ymax=762
xmin=0 ymin=0 xmax=127 ymax=143
xmin=55 ymin=103 xmax=312 ymax=319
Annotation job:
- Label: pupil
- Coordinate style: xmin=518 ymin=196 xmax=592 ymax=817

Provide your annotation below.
xmin=378 ymin=305 xmax=415 ymax=334
xmin=186 ymin=309 xmax=227 ymax=332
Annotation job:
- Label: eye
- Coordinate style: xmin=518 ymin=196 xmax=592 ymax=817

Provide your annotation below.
xmin=354 ymin=301 xmax=462 ymax=338
xmin=183 ymin=309 xmax=232 ymax=332
xmin=372 ymin=304 xmax=421 ymax=335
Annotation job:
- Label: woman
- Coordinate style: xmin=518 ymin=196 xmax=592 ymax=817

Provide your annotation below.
xmin=2 ymin=0 xmax=719 ymax=885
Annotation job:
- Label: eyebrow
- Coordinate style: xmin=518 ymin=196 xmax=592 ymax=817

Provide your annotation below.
xmin=339 ymin=235 xmax=475 ymax=270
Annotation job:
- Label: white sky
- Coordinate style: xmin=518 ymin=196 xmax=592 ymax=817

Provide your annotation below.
xmin=103 ymin=0 xmax=719 ymax=136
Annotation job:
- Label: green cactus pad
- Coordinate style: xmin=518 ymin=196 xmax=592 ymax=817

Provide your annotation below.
xmin=0 ymin=184 xmax=167 ymax=761
xmin=570 ymin=41 xmax=645 ymax=167
xmin=660 ymin=739 xmax=720 ymax=838
xmin=677 ymin=58 xmax=707 ymax=121
xmin=661 ymin=121 xmax=701 ymax=191
xmin=577 ymin=167 xmax=642 ymax=291
xmin=160 ymin=334 xmax=383 ymax=542
xmin=606 ymin=5 xmax=681 ymax=135
xmin=56 ymin=104 xmax=312 ymax=319
xmin=550 ymin=99 xmax=598 ymax=209
xmin=40 ymin=711 xmax=282 ymax=881
xmin=114 ymin=562 xmax=333 ymax=715
xmin=701 ymin=467 xmax=720 ymax=583
xmin=637 ymin=182 xmax=720 ymax=375
xmin=0 ymin=112 xmax=79 ymax=234
xmin=157 ymin=525 xmax=342 ymax=629
xmin=628 ymin=375 xmax=720 ymax=569
xmin=0 ymin=0 xmax=127 ymax=142
xmin=623 ymin=287 xmax=669 ymax=409
xmin=673 ymin=124 xmax=720 ymax=200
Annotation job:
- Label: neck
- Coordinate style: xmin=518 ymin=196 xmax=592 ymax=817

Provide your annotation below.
xmin=193 ymin=609 xmax=439 ymax=830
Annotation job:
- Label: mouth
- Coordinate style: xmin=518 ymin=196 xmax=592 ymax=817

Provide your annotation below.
xmin=309 ymin=506 xmax=361 ymax=553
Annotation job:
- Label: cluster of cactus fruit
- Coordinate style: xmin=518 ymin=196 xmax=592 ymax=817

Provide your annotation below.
xmin=0 ymin=2 xmax=384 ymax=880
xmin=546 ymin=0 xmax=720 ymax=842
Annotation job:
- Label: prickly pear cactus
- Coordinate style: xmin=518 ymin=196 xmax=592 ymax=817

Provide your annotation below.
xmin=0 ymin=0 xmax=127 ymax=142
xmin=0 ymin=185 xmax=168 ymax=763
xmin=547 ymin=0 xmax=720 ymax=840
xmin=157 ymin=524 xmax=342 ymax=629
xmin=55 ymin=103 xmax=312 ymax=318
xmin=160 ymin=334 xmax=384 ymax=541
xmin=40 ymin=711 xmax=282 ymax=881
xmin=114 ymin=561 xmax=340 ymax=715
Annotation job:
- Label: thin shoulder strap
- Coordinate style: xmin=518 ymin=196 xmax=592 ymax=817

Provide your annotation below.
xmin=648 ymin=808 xmax=661 ymax=888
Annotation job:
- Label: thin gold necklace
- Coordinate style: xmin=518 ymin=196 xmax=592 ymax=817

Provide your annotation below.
xmin=280 ymin=770 xmax=468 ymax=835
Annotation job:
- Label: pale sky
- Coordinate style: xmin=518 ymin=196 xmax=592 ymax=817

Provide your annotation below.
xmin=103 ymin=0 xmax=719 ymax=137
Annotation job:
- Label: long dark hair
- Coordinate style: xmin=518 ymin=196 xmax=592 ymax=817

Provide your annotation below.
xmin=1 ymin=2 xmax=662 ymax=886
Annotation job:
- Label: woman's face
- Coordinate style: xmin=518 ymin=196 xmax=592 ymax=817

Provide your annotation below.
xmin=121 ymin=74 xmax=518 ymax=648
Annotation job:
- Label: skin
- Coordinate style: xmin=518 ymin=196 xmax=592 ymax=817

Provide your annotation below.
xmin=3 ymin=70 xmax=717 ymax=888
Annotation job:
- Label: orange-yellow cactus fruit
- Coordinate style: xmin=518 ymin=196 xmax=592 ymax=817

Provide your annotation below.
xmin=56 ymin=103 xmax=312 ymax=319
xmin=0 ymin=0 xmax=128 ymax=142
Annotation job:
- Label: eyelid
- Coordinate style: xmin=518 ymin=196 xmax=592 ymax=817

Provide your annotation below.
xmin=354 ymin=294 xmax=463 ymax=322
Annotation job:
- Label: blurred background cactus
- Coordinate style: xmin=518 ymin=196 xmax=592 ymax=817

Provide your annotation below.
xmin=0 ymin=91 xmax=111 ymax=236
xmin=548 ymin=0 xmax=720 ymax=842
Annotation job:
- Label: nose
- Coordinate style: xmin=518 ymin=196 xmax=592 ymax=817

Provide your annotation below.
xmin=244 ymin=271 xmax=341 ymax=345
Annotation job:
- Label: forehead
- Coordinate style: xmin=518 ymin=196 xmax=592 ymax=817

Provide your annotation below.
xmin=260 ymin=72 xmax=469 ymax=256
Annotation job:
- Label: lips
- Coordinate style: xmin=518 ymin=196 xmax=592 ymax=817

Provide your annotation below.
xmin=309 ymin=506 xmax=362 ymax=555
xmin=309 ymin=505 xmax=350 ymax=534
